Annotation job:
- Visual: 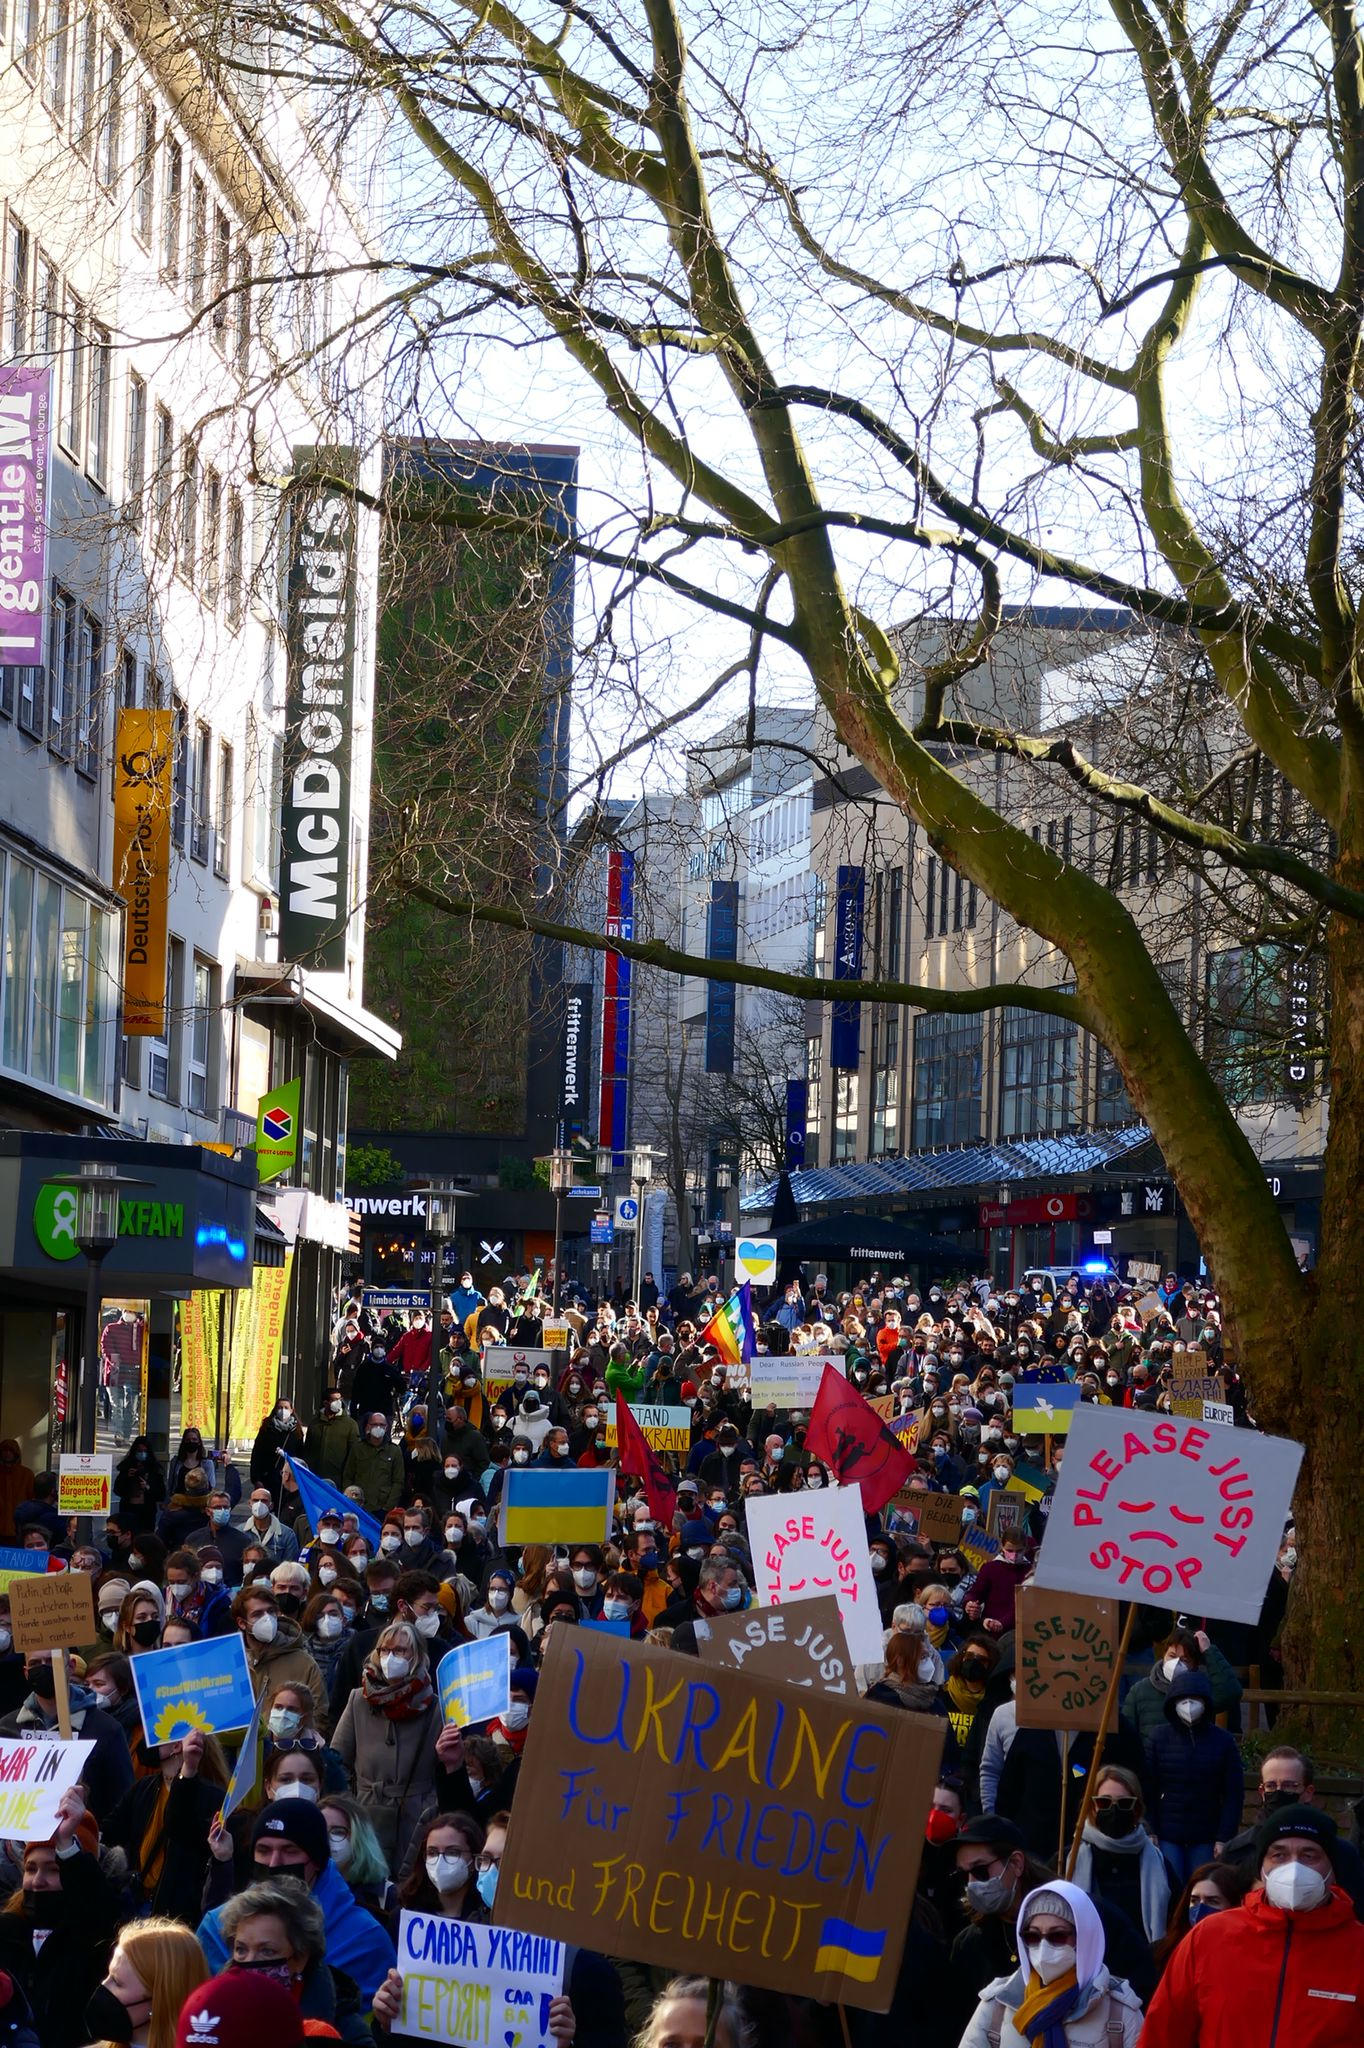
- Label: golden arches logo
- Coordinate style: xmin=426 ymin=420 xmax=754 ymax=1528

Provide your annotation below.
xmin=153 ymin=1699 xmax=215 ymax=1742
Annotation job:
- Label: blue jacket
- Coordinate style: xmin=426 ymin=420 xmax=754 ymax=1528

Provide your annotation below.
xmin=197 ymin=1857 xmax=395 ymax=2000
xmin=1144 ymin=1668 xmax=1243 ymax=1845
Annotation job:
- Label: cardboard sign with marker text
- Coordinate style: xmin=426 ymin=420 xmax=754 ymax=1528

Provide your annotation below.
xmin=9 ymin=1569 xmax=94 ymax=1653
xmin=916 ymin=1492 xmax=967 ymax=1546
xmin=497 ymin=1625 xmax=943 ymax=2011
xmin=1013 ymin=1587 xmax=1115 ymax=1730
xmin=744 ymin=1484 xmax=882 ymax=1663
xmin=693 ymin=1595 xmax=853 ymax=1695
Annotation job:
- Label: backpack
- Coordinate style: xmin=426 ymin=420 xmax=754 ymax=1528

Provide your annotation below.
xmin=985 ymin=1997 xmax=1125 ymax=2048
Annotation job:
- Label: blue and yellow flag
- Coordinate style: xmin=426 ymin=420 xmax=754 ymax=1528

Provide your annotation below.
xmin=813 ymin=1916 xmax=886 ymax=1985
xmin=500 ymin=1466 xmax=615 ymax=1546
xmin=1011 ymin=1381 xmax=1080 ymax=1437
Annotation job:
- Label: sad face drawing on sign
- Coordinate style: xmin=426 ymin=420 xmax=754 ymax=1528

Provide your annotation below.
xmin=1072 ymin=1421 xmax=1258 ymax=1599
xmin=761 ymin=1513 xmax=860 ymax=1624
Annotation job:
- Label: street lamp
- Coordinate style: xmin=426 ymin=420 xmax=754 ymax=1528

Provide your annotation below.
xmin=416 ymin=1184 xmax=461 ymax=1417
xmin=50 ymin=1163 xmax=147 ymax=1455
xmin=595 ymin=1145 xmax=613 ymax=1181
xmin=629 ymin=1144 xmax=654 ymax=1303
xmin=549 ymin=1145 xmax=574 ymax=1312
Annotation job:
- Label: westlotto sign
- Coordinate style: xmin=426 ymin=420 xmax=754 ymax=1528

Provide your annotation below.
xmin=279 ymin=449 xmax=358 ymax=971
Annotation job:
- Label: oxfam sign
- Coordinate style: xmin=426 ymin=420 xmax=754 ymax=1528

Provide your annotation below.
xmin=32 ymin=1183 xmax=185 ymax=1262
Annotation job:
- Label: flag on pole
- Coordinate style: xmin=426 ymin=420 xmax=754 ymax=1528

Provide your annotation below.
xmin=699 ymin=1283 xmax=755 ymax=1367
xmin=500 ymin=1467 xmax=616 ymax=1545
xmin=214 ymin=1686 xmax=265 ymax=1831
xmin=806 ymin=1363 xmax=916 ymax=1513
xmin=613 ymin=1392 xmax=677 ymax=1527
xmin=287 ymin=1456 xmax=382 ymax=1551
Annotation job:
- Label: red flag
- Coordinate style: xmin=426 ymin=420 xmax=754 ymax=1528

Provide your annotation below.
xmin=613 ymin=1391 xmax=677 ymax=1527
xmin=807 ymin=1363 xmax=915 ymax=1513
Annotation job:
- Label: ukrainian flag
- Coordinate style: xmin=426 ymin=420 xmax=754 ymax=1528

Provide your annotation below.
xmin=501 ymin=1466 xmax=616 ymax=1545
xmin=1011 ymin=1381 xmax=1080 ymax=1438
xmin=813 ymin=1917 xmax=886 ymax=1985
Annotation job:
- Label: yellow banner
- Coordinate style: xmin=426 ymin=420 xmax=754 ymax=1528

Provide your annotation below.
xmin=112 ymin=709 xmax=174 ymax=1036
xmin=179 ymin=1291 xmax=223 ymax=1442
xmin=227 ymin=1253 xmax=293 ymax=1446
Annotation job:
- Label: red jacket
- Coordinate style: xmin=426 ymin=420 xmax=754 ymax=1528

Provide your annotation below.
xmin=1140 ymin=1885 xmax=1364 ymax=2048
xmin=387 ymin=1327 xmax=434 ymax=1376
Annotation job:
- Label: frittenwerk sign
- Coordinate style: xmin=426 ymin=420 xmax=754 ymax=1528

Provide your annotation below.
xmin=279 ymin=448 xmax=358 ymax=971
xmin=560 ymin=982 xmax=594 ymax=1137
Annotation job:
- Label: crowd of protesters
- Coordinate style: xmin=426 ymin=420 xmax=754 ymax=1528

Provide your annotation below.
xmin=0 ymin=1258 xmax=1355 ymax=2048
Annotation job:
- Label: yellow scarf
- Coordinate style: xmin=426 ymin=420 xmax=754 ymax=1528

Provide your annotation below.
xmin=1014 ymin=1968 xmax=1079 ymax=2044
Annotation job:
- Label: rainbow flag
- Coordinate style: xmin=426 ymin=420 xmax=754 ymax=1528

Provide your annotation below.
xmin=700 ymin=1282 xmax=755 ymax=1366
xmin=500 ymin=1466 xmax=616 ymax=1545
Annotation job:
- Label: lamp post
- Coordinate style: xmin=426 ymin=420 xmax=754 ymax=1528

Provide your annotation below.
xmin=417 ymin=1184 xmax=462 ymax=1418
xmin=50 ymin=1164 xmax=145 ymax=1455
xmin=630 ymin=1143 xmax=654 ymax=1305
xmin=549 ymin=1144 xmax=574 ymax=1312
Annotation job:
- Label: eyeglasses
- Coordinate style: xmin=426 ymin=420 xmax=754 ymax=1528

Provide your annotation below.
xmin=959 ymin=1859 xmax=1001 ymax=1881
xmin=1092 ymin=1795 xmax=1138 ymax=1813
xmin=476 ymin=1853 xmax=500 ymax=1873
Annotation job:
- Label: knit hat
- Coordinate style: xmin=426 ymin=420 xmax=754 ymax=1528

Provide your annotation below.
xmin=250 ymin=1797 xmax=329 ymax=1869
xmin=176 ymin=1972 xmax=305 ymax=2048
xmin=198 ymin=1546 xmax=224 ymax=1568
xmin=1253 ymin=1802 xmax=1339 ymax=1871
xmin=509 ymin=1665 xmax=538 ymax=1699
xmin=681 ymin=1519 xmax=713 ymax=1550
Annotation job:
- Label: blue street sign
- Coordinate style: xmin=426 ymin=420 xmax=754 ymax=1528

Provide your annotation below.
xmin=567 ymin=1186 xmax=602 ymax=1200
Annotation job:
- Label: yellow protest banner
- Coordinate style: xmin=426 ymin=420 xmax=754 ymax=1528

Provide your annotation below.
xmin=178 ymin=1291 xmax=222 ymax=1441
xmin=227 ymin=1252 xmax=293 ymax=1445
xmin=111 ymin=709 xmax=174 ymax=1036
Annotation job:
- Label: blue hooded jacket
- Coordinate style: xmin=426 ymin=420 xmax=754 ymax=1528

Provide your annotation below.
xmin=197 ymin=1857 xmax=395 ymax=2000
xmin=1144 ymin=1666 xmax=1243 ymax=1845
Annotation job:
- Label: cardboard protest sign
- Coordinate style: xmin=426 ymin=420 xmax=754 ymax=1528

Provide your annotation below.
xmin=541 ymin=1319 xmax=572 ymax=1351
xmin=130 ymin=1632 xmax=256 ymax=1744
xmin=916 ymin=1492 xmax=967 ymax=1546
xmin=0 ymin=1735 xmax=94 ymax=1838
xmin=0 ymin=1549 xmax=52 ymax=1596
xmin=744 ymin=1484 xmax=882 ymax=1663
xmin=986 ymin=1490 xmax=1030 ymax=1541
xmin=693 ymin=1594 xmax=853 ymax=1696
xmin=604 ymin=1405 xmax=690 ymax=1454
xmin=887 ymin=1492 xmax=922 ymax=1533
xmin=398 ymin=1912 xmax=564 ymax=2047
xmin=57 ymin=1454 xmax=113 ymax=1517
xmin=1032 ymin=1405 xmax=1303 ymax=1622
xmin=959 ymin=1524 xmax=1000 ymax=1571
xmin=437 ymin=1635 xmax=512 ymax=1728
xmin=1013 ymin=1587 xmax=1115 ymax=1731
xmin=482 ymin=1348 xmax=559 ymax=1402
xmin=749 ymin=1353 xmax=845 ymax=1409
xmin=9 ymin=1569 xmax=93 ymax=1652
xmin=498 ymin=1627 xmax=943 ymax=2011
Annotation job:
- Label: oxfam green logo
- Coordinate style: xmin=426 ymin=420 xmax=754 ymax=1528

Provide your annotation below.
xmin=33 ymin=1183 xmax=82 ymax=1261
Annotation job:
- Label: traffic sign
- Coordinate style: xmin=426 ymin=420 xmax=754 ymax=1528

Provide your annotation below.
xmin=568 ymin=1185 xmax=602 ymax=1200
xmin=591 ymin=1214 xmax=615 ymax=1245
xmin=615 ymin=1195 xmax=639 ymax=1227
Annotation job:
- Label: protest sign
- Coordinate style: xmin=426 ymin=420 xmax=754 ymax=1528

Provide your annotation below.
xmin=397 ymin=1911 xmax=564 ymax=2048
xmin=749 ymin=1354 xmax=846 ymax=1409
xmin=501 ymin=1467 xmax=615 ymax=1546
xmin=986 ymin=1491 xmax=1030 ymax=1541
xmin=130 ymin=1632 xmax=257 ymax=1744
xmin=604 ymin=1405 xmax=690 ymax=1454
xmin=1011 ymin=1383 xmax=1080 ymax=1436
xmin=482 ymin=1348 xmax=559 ymax=1403
xmin=1032 ymin=1405 xmax=1303 ymax=1621
xmin=0 ymin=1549 xmax=51 ymax=1595
xmin=437 ymin=1636 xmax=512 ymax=1728
xmin=693 ymin=1594 xmax=853 ymax=1695
xmin=57 ymin=1454 xmax=113 ymax=1517
xmin=916 ymin=1492 xmax=967 ymax=1546
xmin=498 ymin=1626 xmax=943 ymax=2011
xmin=959 ymin=1524 xmax=1000 ymax=1570
xmin=1203 ymin=1400 xmax=1234 ymax=1426
xmin=888 ymin=1493 xmax=922 ymax=1533
xmin=1013 ymin=1587 xmax=1115 ymax=1731
xmin=743 ymin=1484 xmax=882 ymax=1663
xmin=0 ymin=1735 xmax=94 ymax=1840
xmin=541 ymin=1319 xmax=572 ymax=1352
xmin=9 ymin=1570 xmax=93 ymax=1653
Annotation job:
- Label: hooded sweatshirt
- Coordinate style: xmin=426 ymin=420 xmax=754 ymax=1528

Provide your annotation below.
xmin=1144 ymin=1667 xmax=1243 ymax=1845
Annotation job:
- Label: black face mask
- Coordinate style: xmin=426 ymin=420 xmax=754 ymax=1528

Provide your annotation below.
xmin=275 ymin=1593 xmax=303 ymax=1619
xmin=1261 ymin=1787 xmax=1302 ymax=1814
xmin=28 ymin=1665 xmax=56 ymax=1701
xmin=85 ymin=1985 xmax=140 ymax=2043
xmin=252 ymin=1859 xmax=308 ymax=1890
xmin=131 ymin=1619 xmax=161 ymax=1647
xmin=1094 ymin=1806 xmax=1139 ymax=1841
xmin=23 ymin=1893 xmax=64 ymax=1926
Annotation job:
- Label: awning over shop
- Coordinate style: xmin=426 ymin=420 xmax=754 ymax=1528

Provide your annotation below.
xmin=776 ymin=1213 xmax=968 ymax=1264
xmin=254 ymin=1206 xmax=289 ymax=1269
xmin=743 ymin=1123 xmax=1156 ymax=1213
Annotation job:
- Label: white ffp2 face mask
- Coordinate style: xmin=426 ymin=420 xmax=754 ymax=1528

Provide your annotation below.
xmin=1025 ymin=1939 xmax=1074 ymax=1985
xmin=1263 ymin=1861 xmax=1329 ymax=1912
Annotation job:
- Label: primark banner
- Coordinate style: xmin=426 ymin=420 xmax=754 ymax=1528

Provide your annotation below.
xmin=279 ymin=448 xmax=358 ymax=971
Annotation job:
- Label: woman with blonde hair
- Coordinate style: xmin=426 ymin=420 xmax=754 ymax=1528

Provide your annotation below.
xmin=85 ymin=1916 xmax=207 ymax=2048
xmin=331 ymin=1617 xmax=441 ymax=1870
xmin=512 ymin=1543 xmax=555 ymax=1619
xmin=634 ymin=1976 xmax=746 ymax=2048
xmin=113 ymin=1585 xmax=164 ymax=1658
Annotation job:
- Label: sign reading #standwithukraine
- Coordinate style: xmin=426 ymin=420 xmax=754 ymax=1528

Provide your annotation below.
xmin=131 ymin=1631 xmax=257 ymax=1745
xmin=437 ymin=1636 xmax=512 ymax=1729
xmin=500 ymin=1466 xmax=615 ymax=1546
xmin=496 ymin=1625 xmax=943 ymax=2011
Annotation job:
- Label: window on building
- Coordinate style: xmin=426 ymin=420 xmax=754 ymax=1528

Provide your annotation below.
xmin=177 ymin=437 xmax=198 ymax=576
xmin=75 ymin=610 xmax=100 ymax=777
xmin=225 ymin=488 xmax=245 ymax=622
xmin=805 ymin=1031 xmax=822 ymax=1168
xmin=999 ymin=995 xmax=1077 ymax=1138
xmin=886 ymin=867 xmax=903 ymax=982
xmin=15 ymin=657 xmax=44 ymax=738
xmin=187 ymin=955 xmax=217 ymax=1113
xmin=120 ymin=648 xmax=139 ymax=708
xmin=234 ymin=245 xmax=252 ymax=372
xmin=215 ymin=738 xmax=232 ymax=877
xmin=161 ymin=138 xmax=182 ymax=283
xmin=48 ymin=587 xmax=74 ymax=757
xmin=1204 ymin=945 xmax=1291 ymax=1105
xmin=871 ymin=1000 xmax=900 ymax=1155
xmin=148 ymin=935 xmax=183 ymax=1099
xmin=34 ymin=255 xmax=58 ymax=368
xmin=0 ymin=667 xmax=12 ymax=720
xmin=832 ymin=1068 xmax=859 ymax=1163
xmin=911 ymin=1010 xmax=981 ymax=1148
xmin=190 ymin=721 xmax=211 ymax=863
xmin=201 ymin=466 xmax=221 ymax=607
xmin=132 ymin=97 xmax=155 ymax=243
xmin=44 ymin=0 xmax=70 ymax=118
xmin=72 ymin=5 xmax=96 ymax=152
xmin=59 ymin=287 xmax=85 ymax=458
xmin=924 ymin=854 xmax=936 ymax=939
xmin=188 ymin=174 xmax=208 ymax=308
xmin=97 ymin=36 xmax=121 ymax=185
xmin=152 ymin=404 xmax=173 ymax=553
xmin=211 ymin=208 xmax=231 ymax=349
xmin=4 ymin=219 xmax=28 ymax=356
xmin=170 ymin=696 xmax=188 ymax=849
xmin=126 ymin=371 xmax=146 ymax=504
xmin=810 ymin=872 xmax=827 ymax=977
xmin=86 ymin=323 xmax=110 ymax=485
xmin=18 ymin=0 xmax=40 ymax=76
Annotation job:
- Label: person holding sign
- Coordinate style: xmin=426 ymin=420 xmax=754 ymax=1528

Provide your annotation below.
xmin=958 ymin=1880 xmax=1143 ymax=2048
xmin=331 ymin=1620 xmax=441 ymax=1870
xmin=0 ymin=1789 xmax=125 ymax=2048
xmin=101 ymin=1727 xmax=230 ymax=1923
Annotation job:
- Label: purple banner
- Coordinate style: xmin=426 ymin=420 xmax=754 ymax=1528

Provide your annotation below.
xmin=0 ymin=366 xmax=52 ymax=665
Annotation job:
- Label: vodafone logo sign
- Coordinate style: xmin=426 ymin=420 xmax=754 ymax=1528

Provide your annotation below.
xmin=1044 ymin=1196 xmax=1066 ymax=1219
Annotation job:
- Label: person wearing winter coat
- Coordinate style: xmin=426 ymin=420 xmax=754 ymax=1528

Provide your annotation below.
xmin=249 ymin=1400 xmax=306 ymax=1502
xmin=1070 ymin=1765 xmax=1170 ymax=1945
xmin=1139 ymin=1804 xmax=1364 ymax=2048
xmin=1144 ymin=1667 xmax=1244 ymax=1886
xmin=0 ymin=1444 xmax=35 ymax=1545
xmin=100 ymin=1726 xmax=228 ymax=1922
xmin=0 ymin=1657 xmax=133 ymax=1821
xmin=304 ymin=1394 xmax=361 ymax=1487
xmin=235 ymin=1584 xmax=329 ymax=1728
xmin=958 ymin=1880 xmax=1143 ymax=2048
xmin=1120 ymin=1629 xmax=1242 ymax=1747
xmin=330 ymin=1619 xmax=442 ymax=1875
xmin=348 ymin=1415 xmax=405 ymax=1516
xmin=0 ymin=1792 xmax=124 ymax=2048
xmin=240 ymin=1487 xmax=300 ymax=1563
